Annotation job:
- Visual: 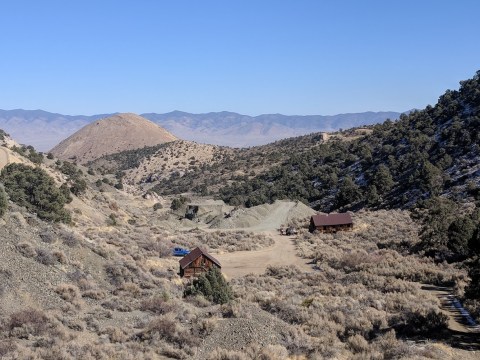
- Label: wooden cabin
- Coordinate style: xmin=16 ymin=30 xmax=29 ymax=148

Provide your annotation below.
xmin=179 ymin=247 xmax=221 ymax=278
xmin=309 ymin=213 xmax=353 ymax=233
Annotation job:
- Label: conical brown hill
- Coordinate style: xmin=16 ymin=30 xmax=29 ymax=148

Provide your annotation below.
xmin=50 ymin=113 xmax=178 ymax=163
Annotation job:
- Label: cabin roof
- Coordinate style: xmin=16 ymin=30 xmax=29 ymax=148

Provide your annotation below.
xmin=179 ymin=247 xmax=221 ymax=269
xmin=311 ymin=213 xmax=353 ymax=226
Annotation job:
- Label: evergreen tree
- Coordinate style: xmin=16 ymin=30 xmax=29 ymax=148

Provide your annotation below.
xmin=469 ymin=223 xmax=480 ymax=255
xmin=335 ymin=176 xmax=362 ymax=208
xmin=0 ymin=163 xmax=71 ymax=223
xmin=366 ymin=185 xmax=380 ymax=207
xmin=447 ymin=217 xmax=475 ymax=258
xmin=419 ymin=160 xmax=443 ymax=195
xmin=372 ymin=164 xmax=394 ymax=194
xmin=184 ymin=267 xmax=233 ymax=304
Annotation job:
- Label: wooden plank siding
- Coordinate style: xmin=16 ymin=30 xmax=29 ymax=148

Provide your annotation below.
xmin=180 ymin=254 xmax=219 ymax=278
xmin=179 ymin=247 xmax=221 ymax=278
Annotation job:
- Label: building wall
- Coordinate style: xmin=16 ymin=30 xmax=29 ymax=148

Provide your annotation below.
xmin=180 ymin=254 xmax=220 ymax=278
xmin=309 ymin=220 xmax=353 ymax=233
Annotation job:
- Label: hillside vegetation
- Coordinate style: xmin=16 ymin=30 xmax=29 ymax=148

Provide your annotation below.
xmin=218 ymin=72 xmax=480 ymax=211
xmin=0 ymin=73 xmax=479 ymax=359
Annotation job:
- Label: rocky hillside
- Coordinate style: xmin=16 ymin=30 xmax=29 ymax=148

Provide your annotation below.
xmin=219 ymin=72 xmax=480 ymax=211
xmin=50 ymin=113 xmax=177 ymax=163
xmin=89 ymin=140 xmax=235 ymax=189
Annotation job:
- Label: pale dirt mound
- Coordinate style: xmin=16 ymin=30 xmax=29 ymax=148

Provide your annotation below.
xmin=211 ymin=200 xmax=316 ymax=231
xmin=197 ymin=305 xmax=291 ymax=359
xmin=50 ymin=113 xmax=178 ymax=163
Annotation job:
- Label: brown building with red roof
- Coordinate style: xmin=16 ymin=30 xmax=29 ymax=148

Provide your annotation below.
xmin=309 ymin=213 xmax=353 ymax=233
xmin=179 ymin=247 xmax=221 ymax=278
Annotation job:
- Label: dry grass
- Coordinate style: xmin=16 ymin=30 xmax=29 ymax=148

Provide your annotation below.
xmin=0 ymin=198 xmax=472 ymax=359
xmin=173 ymin=229 xmax=275 ymax=252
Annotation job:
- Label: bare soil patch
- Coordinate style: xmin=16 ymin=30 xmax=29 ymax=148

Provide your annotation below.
xmin=208 ymin=201 xmax=315 ymax=278
xmin=215 ymin=231 xmax=313 ymax=279
xmin=0 ymin=147 xmax=9 ymax=169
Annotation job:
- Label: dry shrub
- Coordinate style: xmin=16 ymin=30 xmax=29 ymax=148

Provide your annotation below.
xmin=391 ymin=309 xmax=448 ymax=337
xmin=140 ymin=295 xmax=175 ymax=314
xmin=371 ymin=329 xmax=412 ymax=359
xmin=173 ymin=230 xmax=274 ymax=253
xmin=119 ymin=282 xmax=142 ymax=297
xmin=67 ymin=269 xmax=87 ymax=282
xmin=39 ymin=230 xmax=57 ymax=244
xmin=185 ymin=294 xmax=212 ymax=308
xmin=53 ymin=250 xmax=68 ymax=264
xmin=196 ymin=318 xmax=218 ymax=336
xmin=0 ymin=270 xmax=11 ymax=297
xmin=101 ymin=297 xmax=133 ymax=312
xmin=140 ymin=238 xmax=172 ymax=258
xmin=207 ymin=349 xmax=248 ymax=360
xmin=347 ymin=334 xmax=370 ymax=353
xmin=105 ymin=262 xmax=136 ymax=286
xmin=245 ymin=344 xmax=289 ymax=359
xmin=108 ymin=201 xmax=119 ymax=211
xmin=0 ymin=340 xmax=16 ymax=357
xmin=55 ymin=284 xmax=81 ymax=305
xmin=102 ymin=326 xmax=128 ymax=343
xmin=16 ymin=242 xmax=36 ymax=258
xmin=265 ymin=265 xmax=301 ymax=279
xmin=7 ymin=308 xmax=50 ymax=338
xmin=36 ymin=248 xmax=57 ymax=265
xmin=143 ymin=315 xmax=198 ymax=348
xmin=82 ymin=289 xmax=107 ymax=300
xmin=77 ymin=278 xmax=94 ymax=291
xmin=280 ymin=326 xmax=314 ymax=354
xmin=61 ymin=230 xmax=81 ymax=247
xmin=464 ymin=298 xmax=480 ymax=319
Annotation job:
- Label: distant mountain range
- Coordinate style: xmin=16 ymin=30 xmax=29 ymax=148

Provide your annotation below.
xmin=0 ymin=109 xmax=403 ymax=151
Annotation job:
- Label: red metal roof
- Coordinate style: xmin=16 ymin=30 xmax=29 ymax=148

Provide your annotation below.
xmin=179 ymin=247 xmax=221 ymax=269
xmin=311 ymin=213 xmax=353 ymax=226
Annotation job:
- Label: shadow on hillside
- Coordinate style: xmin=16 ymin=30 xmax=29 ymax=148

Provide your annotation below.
xmin=420 ymin=284 xmax=480 ymax=351
xmin=437 ymin=329 xmax=480 ymax=351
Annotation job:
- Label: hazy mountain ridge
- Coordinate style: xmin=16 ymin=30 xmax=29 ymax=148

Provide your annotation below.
xmin=0 ymin=110 xmax=109 ymax=152
xmin=142 ymin=110 xmax=403 ymax=147
xmin=0 ymin=109 xmax=402 ymax=151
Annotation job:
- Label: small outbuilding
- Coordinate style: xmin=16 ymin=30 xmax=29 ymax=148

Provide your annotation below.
xmin=179 ymin=247 xmax=221 ymax=278
xmin=309 ymin=213 xmax=353 ymax=233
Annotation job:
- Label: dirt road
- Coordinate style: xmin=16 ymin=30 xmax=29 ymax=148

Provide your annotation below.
xmin=0 ymin=147 xmax=9 ymax=170
xmin=422 ymin=285 xmax=479 ymax=334
xmin=212 ymin=201 xmax=314 ymax=279
xmin=214 ymin=230 xmax=313 ymax=279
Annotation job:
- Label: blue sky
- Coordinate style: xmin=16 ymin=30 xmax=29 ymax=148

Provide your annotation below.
xmin=0 ymin=1 xmax=479 ymax=116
